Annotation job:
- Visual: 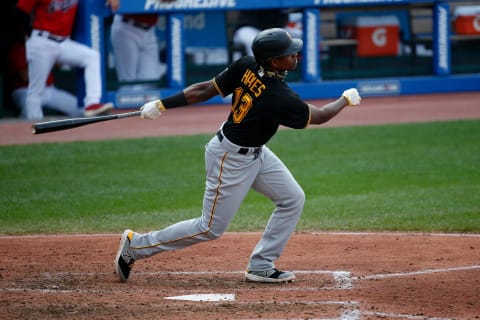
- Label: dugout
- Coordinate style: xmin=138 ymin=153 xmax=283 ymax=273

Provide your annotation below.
xmin=48 ymin=0 xmax=480 ymax=109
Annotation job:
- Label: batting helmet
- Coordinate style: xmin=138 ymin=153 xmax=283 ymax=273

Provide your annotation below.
xmin=252 ymin=28 xmax=303 ymax=64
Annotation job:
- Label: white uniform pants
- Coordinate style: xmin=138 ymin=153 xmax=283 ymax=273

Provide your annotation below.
xmin=13 ymin=86 xmax=81 ymax=118
xmin=25 ymin=30 xmax=102 ymax=119
xmin=110 ymin=15 xmax=165 ymax=84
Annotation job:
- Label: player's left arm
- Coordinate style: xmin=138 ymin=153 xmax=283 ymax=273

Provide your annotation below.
xmin=308 ymin=88 xmax=361 ymax=125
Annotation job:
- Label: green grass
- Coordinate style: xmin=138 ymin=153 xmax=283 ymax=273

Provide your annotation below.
xmin=1 ymin=120 xmax=479 ymax=234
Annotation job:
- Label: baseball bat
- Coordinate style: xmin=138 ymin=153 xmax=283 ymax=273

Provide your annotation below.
xmin=32 ymin=111 xmax=141 ymax=134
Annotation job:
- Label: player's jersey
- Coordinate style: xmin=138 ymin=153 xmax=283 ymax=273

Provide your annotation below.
xmin=122 ymin=14 xmax=159 ymax=27
xmin=214 ymin=56 xmax=310 ymax=147
xmin=17 ymin=0 xmax=78 ymax=37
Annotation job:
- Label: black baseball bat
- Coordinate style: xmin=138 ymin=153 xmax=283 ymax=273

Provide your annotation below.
xmin=32 ymin=111 xmax=141 ymax=134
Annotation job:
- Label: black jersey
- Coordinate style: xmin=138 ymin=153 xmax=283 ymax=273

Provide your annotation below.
xmin=213 ymin=56 xmax=310 ymax=147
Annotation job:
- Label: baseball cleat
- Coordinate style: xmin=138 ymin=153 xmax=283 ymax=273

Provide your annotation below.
xmin=245 ymin=269 xmax=296 ymax=283
xmin=115 ymin=229 xmax=135 ymax=282
xmin=84 ymin=102 xmax=113 ymax=117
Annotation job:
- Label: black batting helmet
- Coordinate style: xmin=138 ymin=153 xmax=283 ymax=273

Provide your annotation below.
xmin=252 ymin=28 xmax=303 ymax=64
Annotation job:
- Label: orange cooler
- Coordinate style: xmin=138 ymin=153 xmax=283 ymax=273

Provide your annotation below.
xmin=341 ymin=16 xmax=400 ymax=57
xmin=454 ymin=6 xmax=480 ymax=35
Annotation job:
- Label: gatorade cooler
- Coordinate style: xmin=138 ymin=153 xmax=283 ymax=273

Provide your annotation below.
xmin=340 ymin=16 xmax=400 ymax=57
xmin=454 ymin=6 xmax=480 ymax=35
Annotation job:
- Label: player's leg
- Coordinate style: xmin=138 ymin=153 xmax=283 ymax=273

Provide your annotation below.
xmin=56 ymin=39 xmax=103 ymax=107
xmin=110 ymin=16 xmax=141 ymax=83
xmin=126 ymin=135 xmax=261 ymax=260
xmin=43 ymin=85 xmax=82 ymax=117
xmin=137 ymin=28 xmax=165 ymax=82
xmin=24 ymin=36 xmax=58 ymax=119
xmin=246 ymin=146 xmax=305 ymax=278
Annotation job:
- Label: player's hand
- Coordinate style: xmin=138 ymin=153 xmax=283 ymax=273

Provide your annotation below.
xmin=342 ymin=88 xmax=361 ymax=106
xmin=140 ymin=100 xmax=166 ymax=120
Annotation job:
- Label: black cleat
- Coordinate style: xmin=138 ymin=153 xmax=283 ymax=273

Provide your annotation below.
xmin=115 ymin=230 xmax=135 ymax=282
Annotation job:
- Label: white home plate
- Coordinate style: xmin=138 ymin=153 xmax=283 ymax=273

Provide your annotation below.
xmin=164 ymin=294 xmax=235 ymax=302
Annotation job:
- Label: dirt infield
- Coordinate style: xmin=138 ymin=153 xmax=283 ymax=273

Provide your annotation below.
xmin=1 ymin=233 xmax=479 ymax=319
xmin=1 ymin=92 xmax=480 ymax=319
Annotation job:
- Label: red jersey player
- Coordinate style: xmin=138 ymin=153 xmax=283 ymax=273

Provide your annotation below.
xmin=15 ymin=0 xmax=119 ymax=119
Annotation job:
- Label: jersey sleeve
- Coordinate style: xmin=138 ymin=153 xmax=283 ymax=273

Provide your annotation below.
xmin=213 ymin=67 xmax=234 ymax=97
xmin=212 ymin=69 xmax=229 ymax=97
xmin=213 ymin=57 xmax=248 ymax=97
xmin=275 ymin=90 xmax=311 ymax=129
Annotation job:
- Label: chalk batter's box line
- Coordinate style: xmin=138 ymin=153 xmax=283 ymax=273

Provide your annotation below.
xmin=351 ymin=265 xmax=480 ymax=281
xmin=4 ymin=268 xmax=468 ymax=320
xmin=35 ymin=265 xmax=480 ymax=291
xmin=136 ymin=264 xmax=480 ymax=281
xmin=0 ymin=288 xmax=456 ymax=320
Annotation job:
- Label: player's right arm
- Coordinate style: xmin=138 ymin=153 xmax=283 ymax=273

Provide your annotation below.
xmin=308 ymin=88 xmax=361 ymax=125
xmin=183 ymin=80 xmax=220 ymax=105
xmin=140 ymin=58 xmax=242 ymax=119
xmin=139 ymin=80 xmax=220 ymax=120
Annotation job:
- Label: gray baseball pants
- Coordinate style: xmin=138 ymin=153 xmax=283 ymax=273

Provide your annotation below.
xmin=128 ymin=131 xmax=305 ymax=271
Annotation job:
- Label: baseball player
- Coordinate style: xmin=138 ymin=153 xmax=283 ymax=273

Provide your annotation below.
xmin=7 ymin=24 xmax=81 ymax=118
xmin=110 ymin=14 xmax=166 ymax=88
xmin=15 ymin=0 xmax=118 ymax=120
xmin=115 ymin=28 xmax=361 ymax=283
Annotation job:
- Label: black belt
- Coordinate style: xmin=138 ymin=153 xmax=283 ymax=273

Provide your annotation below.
xmin=122 ymin=17 xmax=153 ymax=30
xmin=216 ymin=131 xmax=261 ymax=155
xmin=35 ymin=30 xmax=67 ymax=42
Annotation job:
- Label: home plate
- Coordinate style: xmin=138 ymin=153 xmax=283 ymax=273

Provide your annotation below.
xmin=164 ymin=294 xmax=235 ymax=302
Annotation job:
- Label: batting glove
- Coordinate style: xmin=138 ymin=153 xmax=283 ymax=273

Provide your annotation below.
xmin=140 ymin=100 xmax=166 ymax=120
xmin=342 ymin=88 xmax=361 ymax=106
